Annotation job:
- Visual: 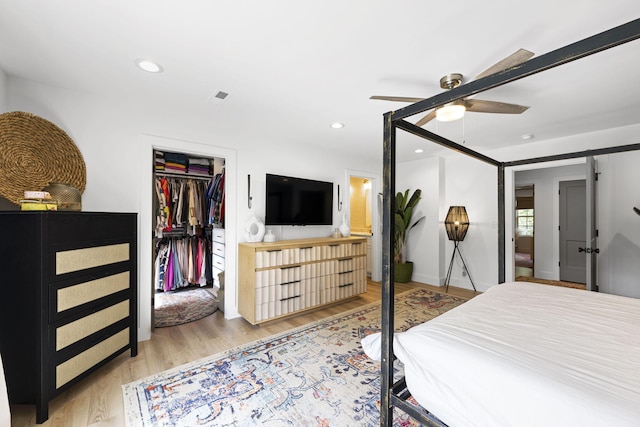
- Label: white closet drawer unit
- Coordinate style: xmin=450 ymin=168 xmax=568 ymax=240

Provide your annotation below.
xmin=211 ymin=228 xmax=225 ymax=288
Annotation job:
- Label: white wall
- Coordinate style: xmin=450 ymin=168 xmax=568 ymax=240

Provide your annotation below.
xmin=396 ymin=157 xmax=442 ymax=285
xmin=398 ymin=124 xmax=640 ymax=298
xmin=6 ymin=76 xmax=381 ymax=341
xmin=0 ymin=67 xmax=6 ymax=113
xmin=495 ymin=128 xmax=640 ymax=298
xmin=595 ymin=152 xmax=640 ymax=298
xmin=396 ymin=154 xmax=499 ymax=292
xmin=443 ymin=155 xmax=498 ymax=291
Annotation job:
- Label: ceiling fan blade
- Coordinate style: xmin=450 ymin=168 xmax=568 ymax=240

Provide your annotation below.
xmin=474 ymin=48 xmax=534 ymax=80
xmin=415 ymin=110 xmax=437 ymax=126
xmin=465 ymin=99 xmax=529 ymax=114
xmin=370 ymin=95 xmax=425 ymax=102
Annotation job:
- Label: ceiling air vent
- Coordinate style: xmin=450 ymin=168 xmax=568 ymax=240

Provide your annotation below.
xmin=208 ymin=91 xmax=229 ymax=104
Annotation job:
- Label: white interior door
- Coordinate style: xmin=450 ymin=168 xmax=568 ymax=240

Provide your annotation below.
xmin=585 ymin=156 xmax=598 ymax=291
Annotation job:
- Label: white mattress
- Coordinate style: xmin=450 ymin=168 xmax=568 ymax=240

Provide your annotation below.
xmin=362 ymin=282 xmax=640 ymax=426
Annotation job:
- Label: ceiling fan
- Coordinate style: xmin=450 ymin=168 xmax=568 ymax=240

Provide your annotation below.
xmin=370 ymin=48 xmax=534 ymax=126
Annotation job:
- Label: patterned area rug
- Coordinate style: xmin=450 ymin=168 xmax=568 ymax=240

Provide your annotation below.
xmin=154 ymin=287 xmax=218 ymax=328
xmin=124 ymin=288 xmax=467 ymax=426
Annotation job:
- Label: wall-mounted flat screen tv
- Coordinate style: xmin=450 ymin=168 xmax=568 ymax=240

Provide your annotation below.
xmin=265 ymin=173 xmax=333 ymax=226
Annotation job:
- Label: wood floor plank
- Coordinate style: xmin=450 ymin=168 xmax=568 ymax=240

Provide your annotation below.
xmin=9 ymin=280 xmax=477 ymax=426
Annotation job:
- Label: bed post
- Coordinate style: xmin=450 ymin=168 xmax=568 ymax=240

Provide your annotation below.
xmin=498 ymin=163 xmax=505 ymax=283
xmin=380 ymin=111 xmax=395 ymax=427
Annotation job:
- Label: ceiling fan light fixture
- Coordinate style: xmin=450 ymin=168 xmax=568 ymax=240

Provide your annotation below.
xmin=435 ymin=103 xmax=466 ymax=122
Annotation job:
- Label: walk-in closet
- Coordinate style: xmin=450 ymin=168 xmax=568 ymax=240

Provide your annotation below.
xmin=152 ymin=149 xmax=226 ymax=328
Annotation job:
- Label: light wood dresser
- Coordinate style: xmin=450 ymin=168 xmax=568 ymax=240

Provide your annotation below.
xmin=238 ymin=236 xmax=367 ymax=324
xmin=0 ymin=211 xmax=137 ymax=423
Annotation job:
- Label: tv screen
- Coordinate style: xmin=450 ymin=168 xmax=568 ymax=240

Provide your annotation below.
xmin=265 ymin=174 xmax=333 ymax=226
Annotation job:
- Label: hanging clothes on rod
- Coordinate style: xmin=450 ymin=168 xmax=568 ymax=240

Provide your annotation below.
xmin=154 ymin=176 xmax=213 ymax=237
xmin=207 ymin=168 xmax=225 ymax=227
xmin=153 ymin=151 xmax=223 ymax=293
xmin=154 ymin=235 xmax=211 ymax=291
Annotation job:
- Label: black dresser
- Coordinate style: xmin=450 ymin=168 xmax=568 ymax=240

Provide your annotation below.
xmin=0 ymin=211 xmax=138 ymax=423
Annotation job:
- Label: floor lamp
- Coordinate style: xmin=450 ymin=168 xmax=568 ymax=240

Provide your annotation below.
xmin=444 ymin=206 xmax=476 ymax=292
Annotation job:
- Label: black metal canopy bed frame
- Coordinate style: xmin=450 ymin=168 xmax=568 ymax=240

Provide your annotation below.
xmin=378 ymin=18 xmax=640 ymax=427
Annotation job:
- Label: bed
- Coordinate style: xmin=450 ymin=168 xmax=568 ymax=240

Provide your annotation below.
xmin=378 ymin=18 xmax=640 ymax=427
xmin=364 ymin=282 xmax=640 ymax=426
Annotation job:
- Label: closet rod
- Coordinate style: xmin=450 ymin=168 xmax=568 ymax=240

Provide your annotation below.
xmin=155 ymin=171 xmax=214 ymax=181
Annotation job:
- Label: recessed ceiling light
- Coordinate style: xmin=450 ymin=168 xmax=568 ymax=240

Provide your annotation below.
xmin=521 ymin=133 xmax=534 ymax=140
xmin=415 ymin=148 xmax=424 ymax=153
xmin=330 ymin=122 xmax=344 ymax=129
xmin=135 ymin=59 xmax=163 ymax=73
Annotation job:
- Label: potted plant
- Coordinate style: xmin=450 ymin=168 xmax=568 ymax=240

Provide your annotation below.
xmin=394 ymin=188 xmax=425 ymax=282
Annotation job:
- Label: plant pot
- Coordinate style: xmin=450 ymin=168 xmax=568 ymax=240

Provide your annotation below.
xmin=394 ymin=261 xmax=414 ymax=283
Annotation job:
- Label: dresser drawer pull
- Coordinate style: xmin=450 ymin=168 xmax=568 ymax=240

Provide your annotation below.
xmin=279 ymin=295 xmax=300 ymax=302
xmin=339 ymin=270 xmax=354 ymax=275
xmin=279 ymin=280 xmax=301 ymax=286
xmin=280 ymin=265 xmax=300 ymax=270
xmin=339 ymin=283 xmax=354 ymax=288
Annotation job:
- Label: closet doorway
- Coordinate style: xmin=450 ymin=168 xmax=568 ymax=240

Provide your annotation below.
xmin=152 ymin=150 xmax=225 ymax=329
xmin=139 ymin=135 xmax=237 ymax=341
xmin=515 ymin=185 xmax=535 ymax=278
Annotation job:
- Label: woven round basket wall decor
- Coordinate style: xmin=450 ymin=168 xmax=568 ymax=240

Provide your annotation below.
xmin=0 ymin=111 xmax=86 ymax=205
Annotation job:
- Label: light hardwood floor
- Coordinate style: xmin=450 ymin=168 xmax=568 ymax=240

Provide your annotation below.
xmin=10 ymin=281 xmax=478 ymax=426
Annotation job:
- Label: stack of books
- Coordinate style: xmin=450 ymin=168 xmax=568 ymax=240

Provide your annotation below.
xmin=20 ymin=191 xmax=57 ymax=211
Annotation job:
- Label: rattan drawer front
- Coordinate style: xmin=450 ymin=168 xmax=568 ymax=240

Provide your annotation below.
xmin=57 ymin=272 xmax=130 ymax=313
xmin=56 ymin=328 xmax=129 ymax=389
xmin=56 ymin=243 xmax=130 ymax=275
xmin=56 ymin=300 xmax=129 ymax=351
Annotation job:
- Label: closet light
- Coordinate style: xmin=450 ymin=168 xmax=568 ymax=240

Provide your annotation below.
xmin=435 ymin=103 xmax=466 ymax=122
xmin=135 ymin=59 xmax=164 ymax=73
xmin=330 ymin=122 xmax=344 ymax=129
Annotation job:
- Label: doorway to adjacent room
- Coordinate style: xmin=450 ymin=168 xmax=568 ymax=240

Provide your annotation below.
xmin=346 ymin=170 xmax=381 ymax=281
xmin=515 ymin=185 xmax=535 ymax=278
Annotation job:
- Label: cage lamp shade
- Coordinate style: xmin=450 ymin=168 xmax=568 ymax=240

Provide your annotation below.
xmin=445 ymin=206 xmax=469 ymax=241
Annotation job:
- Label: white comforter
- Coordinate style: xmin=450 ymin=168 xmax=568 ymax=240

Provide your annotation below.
xmin=362 ymin=282 xmax=640 ymax=427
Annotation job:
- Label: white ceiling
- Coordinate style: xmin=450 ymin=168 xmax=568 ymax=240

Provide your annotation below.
xmin=0 ymin=0 xmax=639 ymax=163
